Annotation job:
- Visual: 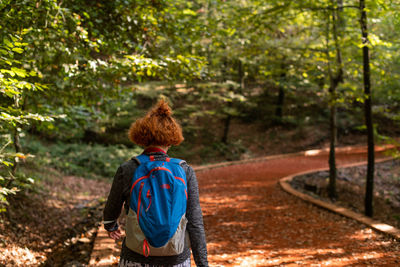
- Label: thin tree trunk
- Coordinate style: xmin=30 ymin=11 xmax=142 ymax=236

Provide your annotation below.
xmin=328 ymin=103 xmax=338 ymax=199
xmin=360 ymin=0 xmax=374 ymax=217
xmin=221 ymin=113 xmax=231 ymax=144
xmin=325 ymin=9 xmax=337 ymax=200
xmin=275 ymin=87 xmax=285 ymax=119
xmin=12 ymin=94 xmax=23 ymax=175
xmin=221 ymin=98 xmax=232 ymax=144
xmin=221 ymin=57 xmax=228 ymax=83
xmin=326 ymin=0 xmax=344 ymax=200
xmin=220 ymin=56 xmax=231 ymax=144
xmin=12 ymin=127 xmax=22 ymax=174
xmin=237 ymin=59 xmax=244 ymax=90
xmin=275 ymin=63 xmax=287 ymax=121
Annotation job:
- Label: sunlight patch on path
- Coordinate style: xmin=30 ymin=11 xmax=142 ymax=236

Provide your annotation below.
xmin=208 ymin=246 xmax=390 ymax=266
xmin=0 ymin=244 xmax=44 ymax=266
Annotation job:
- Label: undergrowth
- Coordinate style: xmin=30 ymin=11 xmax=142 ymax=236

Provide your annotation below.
xmin=22 ymin=136 xmax=142 ymax=179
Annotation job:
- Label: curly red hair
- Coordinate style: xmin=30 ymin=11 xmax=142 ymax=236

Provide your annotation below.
xmin=128 ymin=99 xmax=184 ymax=147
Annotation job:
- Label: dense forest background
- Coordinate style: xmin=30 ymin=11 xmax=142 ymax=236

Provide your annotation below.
xmin=1 ymin=0 xmax=400 ymax=265
xmin=1 ymin=0 xmax=399 ymax=214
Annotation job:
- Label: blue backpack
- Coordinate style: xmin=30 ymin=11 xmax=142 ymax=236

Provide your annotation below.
xmin=125 ymin=154 xmax=188 ymax=257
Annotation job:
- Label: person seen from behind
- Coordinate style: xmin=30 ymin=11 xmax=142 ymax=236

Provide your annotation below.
xmin=103 ymin=99 xmax=209 ymax=267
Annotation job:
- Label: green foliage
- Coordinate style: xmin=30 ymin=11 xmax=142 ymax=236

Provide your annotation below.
xmin=0 ymin=134 xmax=37 ymax=212
xmin=0 ymin=1 xmax=208 ymax=214
xmin=0 ymin=0 xmax=206 ymax=143
xmin=207 ymin=140 xmax=248 ymax=162
xmin=22 ymin=137 xmax=141 ymax=179
xmin=1 ymin=0 xmax=400 ymax=212
xmin=0 ymin=33 xmax=52 ymax=212
xmin=0 ymin=35 xmax=51 ymax=126
xmin=386 ymin=138 xmax=400 ymax=160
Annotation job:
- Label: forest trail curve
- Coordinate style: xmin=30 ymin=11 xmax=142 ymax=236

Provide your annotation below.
xmin=91 ymin=146 xmax=400 ymax=266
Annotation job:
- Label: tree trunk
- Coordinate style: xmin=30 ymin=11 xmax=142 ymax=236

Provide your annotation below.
xmin=221 ymin=57 xmax=228 ymax=82
xmin=237 ymin=59 xmax=244 ymax=90
xmin=11 ymin=93 xmax=24 ymax=175
xmin=327 ymin=0 xmax=344 ymax=200
xmin=360 ymin=0 xmax=375 ymax=217
xmin=275 ymin=63 xmax=287 ymax=121
xmin=221 ymin=99 xmax=232 ymax=144
xmin=275 ymin=87 xmax=285 ymax=119
xmin=221 ymin=113 xmax=231 ymax=144
xmin=12 ymin=127 xmax=22 ymax=174
xmin=328 ymin=103 xmax=338 ymax=199
xmin=325 ymin=12 xmax=336 ymax=199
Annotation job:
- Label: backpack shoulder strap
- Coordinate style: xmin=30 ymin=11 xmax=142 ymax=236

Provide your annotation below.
xmin=167 ymin=157 xmax=185 ymax=165
xmin=135 ymin=155 xmax=185 ymax=165
xmin=135 ymin=154 xmax=150 ymax=165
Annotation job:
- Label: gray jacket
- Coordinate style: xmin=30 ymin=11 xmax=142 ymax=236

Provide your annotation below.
xmin=103 ymin=151 xmax=209 ymax=267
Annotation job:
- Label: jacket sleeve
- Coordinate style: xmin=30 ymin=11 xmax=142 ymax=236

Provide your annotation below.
xmin=184 ymin=164 xmax=209 ymax=267
xmin=103 ymin=165 xmax=125 ymax=232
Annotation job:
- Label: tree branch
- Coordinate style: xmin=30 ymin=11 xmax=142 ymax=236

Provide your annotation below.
xmin=301 ymin=5 xmax=359 ymax=11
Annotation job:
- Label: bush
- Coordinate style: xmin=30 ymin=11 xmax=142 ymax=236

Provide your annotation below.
xmin=22 ymin=137 xmax=142 ymax=179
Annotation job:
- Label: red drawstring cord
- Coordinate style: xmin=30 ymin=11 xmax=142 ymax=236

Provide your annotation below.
xmin=137 ymin=183 xmax=144 ymax=221
xmin=143 ymin=239 xmax=150 ymax=257
xmin=146 ymin=189 xmax=152 ymax=212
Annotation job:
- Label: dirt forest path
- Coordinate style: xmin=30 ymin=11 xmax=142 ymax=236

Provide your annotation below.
xmin=196 ymin=146 xmax=400 ymax=266
xmin=91 ymin=146 xmax=400 ymax=266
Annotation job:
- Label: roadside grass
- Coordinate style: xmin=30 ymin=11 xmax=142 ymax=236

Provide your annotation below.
xmin=22 ymin=135 xmax=142 ymax=180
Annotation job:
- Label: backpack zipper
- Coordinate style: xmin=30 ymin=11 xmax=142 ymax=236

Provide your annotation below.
xmin=137 ymin=182 xmax=144 ymax=221
xmin=145 ymin=189 xmax=152 ymax=212
xmin=174 ymin=176 xmax=188 ymax=199
xmin=130 ymin=167 xmax=172 ymax=194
